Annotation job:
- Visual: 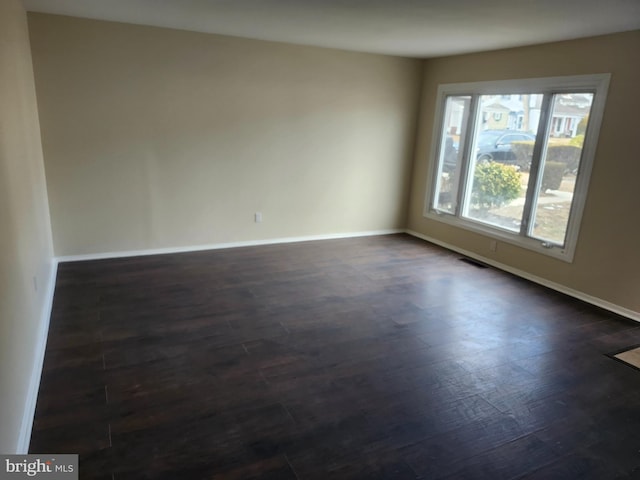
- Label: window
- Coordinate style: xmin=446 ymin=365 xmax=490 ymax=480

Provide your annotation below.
xmin=425 ymin=74 xmax=610 ymax=262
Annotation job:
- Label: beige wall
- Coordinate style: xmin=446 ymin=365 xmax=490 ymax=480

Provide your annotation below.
xmin=3 ymin=6 xmax=636 ymax=456
xmin=28 ymin=14 xmax=422 ymax=256
xmin=408 ymin=31 xmax=640 ymax=314
xmin=0 ymin=0 xmax=55 ymax=453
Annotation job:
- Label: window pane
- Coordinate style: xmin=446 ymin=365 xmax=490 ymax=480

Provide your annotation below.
xmin=530 ymin=93 xmax=594 ymax=245
xmin=433 ymin=95 xmax=471 ymax=214
xmin=462 ymin=94 xmax=543 ymax=232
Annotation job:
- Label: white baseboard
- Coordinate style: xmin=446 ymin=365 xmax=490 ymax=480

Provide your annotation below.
xmin=55 ymin=229 xmax=405 ymax=263
xmin=13 ymin=228 xmax=638 ymax=453
xmin=405 ymin=229 xmax=640 ymax=323
xmin=16 ymin=259 xmax=58 ymax=454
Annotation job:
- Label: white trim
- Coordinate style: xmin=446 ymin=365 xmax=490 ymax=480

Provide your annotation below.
xmin=16 ymin=258 xmax=59 ymax=454
xmin=14 ymin=228 xmax=638 ymax=453
xmin=423 ymin=73 xmax=611 ymax=264
xmin=405 ymin=229 xmax=640 ymax=323
xmin=56 ymin=229 xmax=404 ymax=262
xmin=422 ymin=211 xmax=575 ymax=262
xmin=560 ymin=75 xmax=610 ymax=259
xmin=426 ymin=74 xmax=612 ymax=97
xmin=14 ymin=228 xmax=399 ymax=452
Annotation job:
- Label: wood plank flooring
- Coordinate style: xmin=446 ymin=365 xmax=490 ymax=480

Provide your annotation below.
xmin=30 ymin=234 xmax=640 ymax=479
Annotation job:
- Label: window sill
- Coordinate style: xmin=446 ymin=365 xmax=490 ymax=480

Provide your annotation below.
xmin=423 ymin=209 xmax=575 ymax=263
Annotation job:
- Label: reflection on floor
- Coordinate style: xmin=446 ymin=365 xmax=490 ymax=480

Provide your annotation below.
xmin=31 ymin=234 xmax=640 ymax=479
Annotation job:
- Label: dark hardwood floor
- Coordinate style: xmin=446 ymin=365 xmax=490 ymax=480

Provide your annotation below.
xmin=30 ymin=234 xmax=640 ymax=479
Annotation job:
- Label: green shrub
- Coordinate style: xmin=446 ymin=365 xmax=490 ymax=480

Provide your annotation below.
xmin=511 ymin=140 xmax=534 ymax=171
xmin=471 ymin=161 xmax=521 ymax=209
xmin=541 ymin=161 xmax=565 ymax=192
xmin=569 ymin=134 xmax=584 ymax=148
xmin=512 ymin=141 xmax=581 ymax=174
xmin=577 ymin=115 xmax=589 ymax=135
xmin=546 ymin=145 xmax=581 ymax=173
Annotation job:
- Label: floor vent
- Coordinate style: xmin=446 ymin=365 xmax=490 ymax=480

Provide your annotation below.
xmin=459 ymin=257 xmax=489 ymax=268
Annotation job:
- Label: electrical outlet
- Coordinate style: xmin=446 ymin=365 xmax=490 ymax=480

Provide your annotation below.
xmin=255 ymin=212 xmax=263 ymax=223
xmin=489 ymin=240 xmax=498 ymax=252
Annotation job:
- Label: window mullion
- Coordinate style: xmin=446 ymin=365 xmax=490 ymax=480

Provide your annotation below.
xmin=454 ymin=95 xmax=479 ymax=217
xmin=430 ymin=95 xmax=449 ymax=211
xmin=520 ymin=93 xmax=553 ymax=237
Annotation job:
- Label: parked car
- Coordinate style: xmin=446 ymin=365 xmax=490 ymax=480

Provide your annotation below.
xmin=442 ymin=130 xmax=534 ymax=173
xmin=475 ymin=130 xmax=535 ymax=166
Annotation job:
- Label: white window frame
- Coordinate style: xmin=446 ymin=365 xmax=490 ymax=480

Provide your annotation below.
xmin=423 ymin=74 xmax=610 ymax=263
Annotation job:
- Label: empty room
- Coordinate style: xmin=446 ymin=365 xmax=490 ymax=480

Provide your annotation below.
xmin=1 ymin=0 xmax=640 ymax=478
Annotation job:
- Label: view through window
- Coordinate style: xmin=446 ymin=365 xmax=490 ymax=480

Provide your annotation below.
xmin=426 ymin=75 xmax=609 ymax=261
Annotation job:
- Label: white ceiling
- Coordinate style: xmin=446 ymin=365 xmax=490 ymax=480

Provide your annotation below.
xmin=21 ymin=0 xmax=640 ymax=58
